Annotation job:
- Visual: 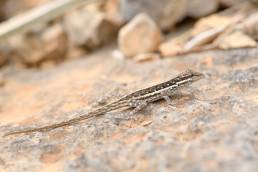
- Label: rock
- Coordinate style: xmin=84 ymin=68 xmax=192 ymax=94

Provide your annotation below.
xmin=63 ymin=10 xmax=118 ymax=50
xmin=159 ymin=14 xmax=233 ymax=57
xmin=190 ymin=15 xmax=233 ymax=36
xmin=238 ymin=13 xmax=258 ymax=40
xmin=0 ymin=0 xmax=7 ymax=20
xmin=104 ymin=0 xmax=122 ymax=24
xmin=214 ymin=30 xmax=257 ymax=49
xmin=133 ymin=53 xmax=160 ymax=62
xmin=66 ymin=44 xmax=88 ymax=60
xmin=186 ymin=0 xmax=219 ymax=18
xmin=118 ymin=13 xmax=163 ymax=57
xmin=9 ymin=24 xmax=68 ymax=67
xmin=111 ymin=50 xmax=125 ymax=60
xmin=185 ymin=26 xmax=226 ymax=50
xmin=159 ymin=5 xmax=258 ymax=56
xmin=0 ymin=54 xmax=6 ymax=66
xmin=120 ymin=0 xmax=186 ymax=30
xmin=218 ymin=0 xmax=246 ymax=6
xmin=1 ymin=45 xmax=258 ymax=172
xmin=2 ymin=2 xmax=258 ymax=171
xmin=159 ymin=40 xmax=183 ymax=57
xmin=39 ymin=145 xmax=64 ymax=164
xmin=0 ymin=73 xmax=4 ymax=87
xmin=251 ymin=0 xmax=258 ymax=4
xmin=0 ymin=44 xmax=9 ymax=66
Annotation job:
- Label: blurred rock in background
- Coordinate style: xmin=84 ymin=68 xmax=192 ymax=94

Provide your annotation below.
xmin=7 ymin=24 xmax=68 ymax=68
xmin=63 ymin=9 xmax=119 ymax=50
xmin=0 ymin=0 xmax=257 ymax=67
xmin=120 ymin=0 xmax=187 ymax=31
xmin=0 ymin=44 xmax=9 ymax=67
xmin=118 ymin=13 xmax=163 ymax=57
xmin=186 ymin=0 xmax=219 ymax=18
xmin=219 ymin=0 xmax=247 ymax=6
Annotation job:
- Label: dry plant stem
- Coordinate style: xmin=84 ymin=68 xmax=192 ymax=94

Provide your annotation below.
xmin=4 ymin=70 xmax=204 ymax=137
xmin=0 ymin=0 xmax=103 ymax=42
xmin=184 ymin=26 xmax=227 ymax=50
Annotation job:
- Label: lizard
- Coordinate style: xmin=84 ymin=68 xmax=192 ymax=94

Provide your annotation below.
xmin=3 ymin=69 xmax=204 ymax=137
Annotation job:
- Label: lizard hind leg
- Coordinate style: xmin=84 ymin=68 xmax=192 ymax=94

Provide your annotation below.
xmin=115 ymin=100 xmax=148 ymax=121
xmin=129 ymin=100 xmax=148 ymax=116
xmin=105 ymin=100 xmax=148 ymax=125
xmin=126 ymin=100 xmax=148 ymax=127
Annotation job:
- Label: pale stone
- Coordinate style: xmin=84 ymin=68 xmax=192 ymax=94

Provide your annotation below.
xmin=9 ymin=24 xmax=67 ymax=66
xmin=215 ymin=30 xmax=257 ymax=49
xmin=118 ymin=13 xmax=163 ymax=57
xmin=63 ymin=10 xmax=118 ymax=49
xmin=120 ymin=0 xmax=186 ymax=30
xmin=133 ymin=53 xmax=160 ymax=62
xmin=159 ymin=40 xmax=183 ymax=57
xmin=186 ymin=0 xmax=219 ymax=18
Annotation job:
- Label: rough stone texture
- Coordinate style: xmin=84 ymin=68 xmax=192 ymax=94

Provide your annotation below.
xmin=186 ymin=0 xmax=219 ymax=18
xmin=120 ymin=0 xmax=186 ymax=30
xmin=7 ymin=24 xmax=68 ymax=67
xmin=118 ymin=13 xmax=163 ymax=57
xmin=63 ymin=10 xmax=119 ymax=50
xmin=1 ymin=45 xmax=258 ymax=172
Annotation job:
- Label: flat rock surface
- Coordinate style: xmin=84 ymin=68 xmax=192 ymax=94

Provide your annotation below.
xmin=1 ymin=45 xmax=258 ymax=172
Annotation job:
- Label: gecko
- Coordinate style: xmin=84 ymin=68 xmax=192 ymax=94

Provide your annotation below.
xmin=3 ymin=69 xmax=204 ymax=137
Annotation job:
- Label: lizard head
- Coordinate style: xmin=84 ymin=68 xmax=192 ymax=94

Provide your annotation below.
xmin=175 ymin=69 xmax=204 ymax=87
xmin=187 ymin=69 xmax=204 ymax=82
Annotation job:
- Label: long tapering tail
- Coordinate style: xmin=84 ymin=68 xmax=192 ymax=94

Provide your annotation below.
xmin=3 ymin=100 xmax=129 ymax=137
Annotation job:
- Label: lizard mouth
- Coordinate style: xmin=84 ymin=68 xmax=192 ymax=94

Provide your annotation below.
xmin=192 ymin=72 xmax=204 ymax=82
xmin=182 ymin=69 xmax=204 ymax=82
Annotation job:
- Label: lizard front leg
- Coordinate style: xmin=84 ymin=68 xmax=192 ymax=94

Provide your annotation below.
xmin=160 ymin=89 xmax=178 ymax=109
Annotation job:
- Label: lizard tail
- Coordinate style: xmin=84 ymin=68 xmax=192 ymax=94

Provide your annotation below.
xmin=3 ymin=101 xmax=129 ymax=137
xmin=3 ymin=112 xmax=98 ymax=137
